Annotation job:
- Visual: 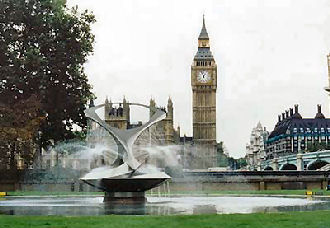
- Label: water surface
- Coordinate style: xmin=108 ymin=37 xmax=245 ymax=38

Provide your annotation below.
xmin=0 ymin=196 xmax=329 ymax=215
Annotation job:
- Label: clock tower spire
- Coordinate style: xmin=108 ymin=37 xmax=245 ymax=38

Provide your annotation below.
xmin=198 ymin=15 xmax=210 ymax=47
xmin=191 ymin=15 xmax=217 ymax=168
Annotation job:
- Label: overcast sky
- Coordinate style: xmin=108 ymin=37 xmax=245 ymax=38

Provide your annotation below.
xmin=67 ymin=0 xmax=330 ymax=158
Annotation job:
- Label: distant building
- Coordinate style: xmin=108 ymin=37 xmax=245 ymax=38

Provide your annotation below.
xmin=86 ymin=97 xmax=180 ymax=169
xmin=245 ymin=122 xmax=269 ymax=171
xmin=190 ymin=16 xmax=218 ymax=168
xmin=42 ymin=16 xmax=221 ymax=171
xmin=178 ymin=135 xmax=194 ymax=169
xmin=41 ymin=148 xmax=91 ymax=171
xmin=265 ymin=104 xmax=330 ymax=160
xmin=102 ymin=97 xmax=180 ymax=146
xmin=42 ymin=97 xmax=180 ymax=171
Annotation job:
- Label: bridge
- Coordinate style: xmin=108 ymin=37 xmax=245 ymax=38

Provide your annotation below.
xmin=168 ymin=170 xmax=330 ymax=191
xmin=261 ymin=150 xmax=330 ymax=171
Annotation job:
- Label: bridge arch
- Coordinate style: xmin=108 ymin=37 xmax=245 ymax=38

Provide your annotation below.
xmin=280 ymin=163 xmax=297 ymax=170
xmin=264 ymin=166 xmax=273 ymax=171
xmin=307 ymin=160 xmax=329 ymax=170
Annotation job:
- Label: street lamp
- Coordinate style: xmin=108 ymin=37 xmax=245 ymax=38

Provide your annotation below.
xmin=37 ymin=130 xmax=42 ymax=169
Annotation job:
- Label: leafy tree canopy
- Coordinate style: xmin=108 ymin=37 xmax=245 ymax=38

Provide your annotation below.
xmin=0 ymin=0 xmax=96 ymax=147
xmin=0 ymin=94 xmax=44 ymax=169
xmin=0 ymin=94 xmax=43 ymax=141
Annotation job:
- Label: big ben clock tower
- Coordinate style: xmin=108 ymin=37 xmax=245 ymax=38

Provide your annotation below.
xmin=191 ymin=16 xmax=217 ymax=168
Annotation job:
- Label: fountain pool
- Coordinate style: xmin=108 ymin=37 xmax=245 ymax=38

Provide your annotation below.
xmin=0 ymin=195 xmax=329 ymax=216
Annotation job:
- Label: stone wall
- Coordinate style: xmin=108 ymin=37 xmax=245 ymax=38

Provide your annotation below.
xmin=1 ymin=170 xmax=329 ymax=192
xmin=167 ymin=170 xmax=330 ymax=191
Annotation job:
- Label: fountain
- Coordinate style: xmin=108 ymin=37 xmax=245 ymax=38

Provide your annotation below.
xmin=80 ymin=102 xmax=171 ymax=203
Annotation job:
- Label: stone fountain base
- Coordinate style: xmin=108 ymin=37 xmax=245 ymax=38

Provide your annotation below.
xmin=82 ymin=177 xmax=169 ymax=203
xmin=82 ymin=102 xmax=171 ymax=204
xmin=104 ymin=192 xmax=146 ymax=203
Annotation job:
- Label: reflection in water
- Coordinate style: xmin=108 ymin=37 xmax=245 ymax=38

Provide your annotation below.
xmin=104 ymin=203 xmax=146 ymax=215
xmin=0 ymin=196 xmax=329 ymax=216
xmin=193 ymin=205 xmax=217 ymax=214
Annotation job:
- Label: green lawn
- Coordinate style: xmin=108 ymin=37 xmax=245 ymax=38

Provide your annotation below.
xmin=0 ymin=211 xmax=329 ymax=228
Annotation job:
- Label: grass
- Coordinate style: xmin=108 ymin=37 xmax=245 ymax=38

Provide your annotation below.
xmin=0 ymin=211 xmax=329 ymax=228
xmin=6 ymin=189 xmax=330 ymax=197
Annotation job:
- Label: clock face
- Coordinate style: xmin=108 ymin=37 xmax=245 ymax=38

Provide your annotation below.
xmin=197 ymin=70 xmax=211 ymax=83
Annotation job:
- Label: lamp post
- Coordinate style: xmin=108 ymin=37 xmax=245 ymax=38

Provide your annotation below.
xmin=324 ymin=54 xmax=330 ymax=116
xmin=37 ymin=130 xmax=42 ymax=169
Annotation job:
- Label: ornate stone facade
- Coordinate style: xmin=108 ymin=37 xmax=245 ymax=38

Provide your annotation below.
xmin=104 ymin=97 xmax=130 ymax=130
xmin=103 ymin=97 xmax=179 ymax=146
xmin=149 ymin=97 xmax=176 ymax=144
xmin=245 ymin=122 xmax=269 ymax=171
xmin=191 ymin=16 xmax=217 ymax=168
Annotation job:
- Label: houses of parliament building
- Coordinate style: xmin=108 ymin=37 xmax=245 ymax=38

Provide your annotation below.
xmin=90 ymin=16 xmax=218 ymax=169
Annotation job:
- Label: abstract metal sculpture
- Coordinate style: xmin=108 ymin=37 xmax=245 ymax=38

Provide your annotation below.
xmin=81 ymin=103 xmax=170 ymax=202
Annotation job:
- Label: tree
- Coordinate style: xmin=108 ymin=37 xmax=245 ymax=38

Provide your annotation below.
xmin=216 ymin=142 xmax=229 ymax=167
xmin=0 ymin=94 xmax=44 ymax=169
xmin=235 ymin=158 xmax=247 ymax=169
xmin=0 ymin=0 xmax=95 ymax=150
xmin=306 ymin=141 xmax=328 ymax=152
